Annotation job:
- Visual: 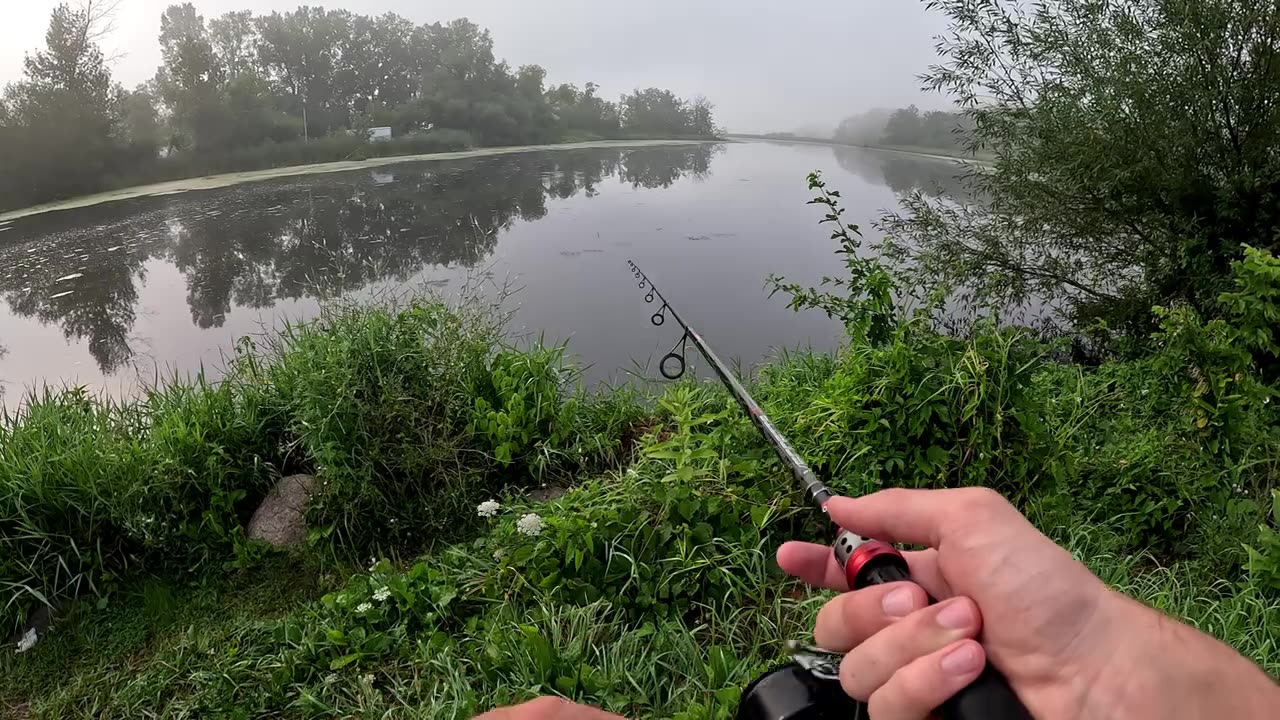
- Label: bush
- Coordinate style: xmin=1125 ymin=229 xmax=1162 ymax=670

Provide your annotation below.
xmin=469 ymin=346 xmax=576 ymax=472
xmin=1246 ymin=491 xmax=1280 ymax=596
xmin=244 ymin=301 xmax=502 ymax=552
xmin=761 ymin=324 xmax=1055 ymax=500
xmin=0 ymin=378 xmax=289 ymax=636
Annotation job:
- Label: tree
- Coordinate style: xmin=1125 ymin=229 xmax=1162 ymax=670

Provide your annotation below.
xmin=0 ymin=4 xmax=718 ymax=212
xmin=620 ymin=88 xmax=690 ymax=135
xmin=209 ymin=10 xmax=258 ymax=79
xmin=118 ymin=86 xmax=161 ymax=154
xmin=0 ymin=1 xmax=125 ymax=208
xmin=882 ymin=105 xmax=922 ymax=145
xmin=688 ymin=95 xmax=719 ymax=137
xmin=834 ymin=108 xmax=893 ymax=145
xmin=885 ymin=0 xmax=1280 ymax=344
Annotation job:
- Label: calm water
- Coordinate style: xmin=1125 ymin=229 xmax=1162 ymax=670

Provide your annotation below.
xmin=0 ymin=141 xmax=965 ymax=397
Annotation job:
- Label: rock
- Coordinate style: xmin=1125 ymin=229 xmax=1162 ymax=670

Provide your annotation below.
xmin=247 ymin=474 xmax=315 ymax=547
xmin=6 ymin=605 xmax=52 ymax=652
xmin=529 ymin=484 xmax=569 ymax=503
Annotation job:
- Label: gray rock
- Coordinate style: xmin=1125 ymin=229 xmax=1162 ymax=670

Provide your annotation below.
xmin=6 ymin=604 xmax=52 ymax=650
xmin=247 ymin=474 xmax=315 ymax=547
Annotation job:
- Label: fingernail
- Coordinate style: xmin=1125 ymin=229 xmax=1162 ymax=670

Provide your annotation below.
xmin=941 ymin=643 xmax=984 ymax=675
xmin=937 ymin=600 xmax=975 ymax=629
xmin=881 ymin=587 xmax=917 ymax=617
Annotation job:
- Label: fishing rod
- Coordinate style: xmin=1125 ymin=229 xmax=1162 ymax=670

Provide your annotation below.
xmin=627 ymin=260 xmax=1031 ymax=720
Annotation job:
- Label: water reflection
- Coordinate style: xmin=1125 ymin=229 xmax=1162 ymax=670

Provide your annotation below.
xmin=831 ymin=146 xmax=973 ymax=200
xmin=0 ymin=144 xmax=717 ymax=376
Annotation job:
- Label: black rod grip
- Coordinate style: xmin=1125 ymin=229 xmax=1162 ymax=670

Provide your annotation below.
xmin=858 ymin=559 xmax=1034 ymax=720
xmin=942 ymin=664 xmax=1033 ymax=720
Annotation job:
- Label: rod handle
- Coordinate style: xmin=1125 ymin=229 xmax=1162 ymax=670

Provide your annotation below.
xmin=842 ymin=540 xmax=1034 ymax=720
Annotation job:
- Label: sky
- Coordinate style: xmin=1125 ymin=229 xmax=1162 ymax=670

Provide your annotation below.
xmin=0 ymin=0 xmax=951 ymax=133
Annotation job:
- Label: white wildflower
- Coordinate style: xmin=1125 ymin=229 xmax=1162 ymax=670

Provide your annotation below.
xmin=493 ymin=547 xmax=507 ymax=561
xmin=368 ymin=557 xmax=379 ymax=573
xmin=373 ymin=586 xmax=391 ymax=602
xmin=355 ymin=602 xmax=372 ymax=613
xmin=517 ymin=513 xmax=545 ymax=537
xmin=477 ymin=499 xmax=502 ymax=518
xmin=626 ymin=468 xmax=639 ymax=478
xmin=324 ymin=673 xmax=339 ymax=685
xmin=15 ymin=627 xmax=38 ymax=653
xmin=361 ymin=673 xmax=375 ymax=686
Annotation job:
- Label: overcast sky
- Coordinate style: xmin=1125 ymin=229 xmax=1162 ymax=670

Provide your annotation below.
xmin=0 ymin=1 xmax=950 ymax=133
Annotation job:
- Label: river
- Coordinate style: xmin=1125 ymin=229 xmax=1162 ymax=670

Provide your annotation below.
xmin=0 ymin=140 xmax=967 ymax=398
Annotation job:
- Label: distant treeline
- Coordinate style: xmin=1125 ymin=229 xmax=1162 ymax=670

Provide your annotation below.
xmin=0 ymin=2 xmax=720 ymax=213
xmin=833 ymin=106 xmax=974 ymax=151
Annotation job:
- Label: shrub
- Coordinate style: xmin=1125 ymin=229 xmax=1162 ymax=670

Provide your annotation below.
xmin=469 ymin=345 xmax=576 ymax=472
xmin=1246 ymin=491 xmax=1280 ymax=596
xmin=124 ymin=376 xmax=289 ymax=565
xmin=755 ymin=324 xmax=1055 ymax=501
xmin=0 ymin=375 xmax=295 ymax=635
xmin=0 ymin=390 xmax=142 ymax=635
xmin=248 ymin=301 xmax=500 ymax=552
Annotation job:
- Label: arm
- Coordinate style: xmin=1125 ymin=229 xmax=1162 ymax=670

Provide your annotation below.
xmin=1086 ymin=592 xmax=1277 ymax=719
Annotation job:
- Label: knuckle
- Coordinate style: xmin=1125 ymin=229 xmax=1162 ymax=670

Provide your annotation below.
xmin=877 ymin=487 xmax=914 ymax=506
xmin=955 ymin=486 xmax=1008 ymax=515
xmin=815 ymin=590 xmax=875 ymax=648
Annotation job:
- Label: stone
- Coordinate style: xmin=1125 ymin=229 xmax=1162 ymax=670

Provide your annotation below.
xmin=6 ymin=605 xmax=51 ymax=651
xmin=247 ymin=474 xmax=315 ymax=547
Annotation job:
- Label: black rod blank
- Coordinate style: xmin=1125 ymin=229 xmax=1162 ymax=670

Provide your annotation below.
xmin=627 ymin=260 xmax=833 ymax=509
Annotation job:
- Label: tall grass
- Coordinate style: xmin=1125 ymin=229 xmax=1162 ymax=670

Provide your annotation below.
xmin=0 ymin=298 xmax=646 ymax=636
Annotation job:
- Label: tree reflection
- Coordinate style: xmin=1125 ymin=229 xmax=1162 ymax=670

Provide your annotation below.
xmin=620 ymin=144 xmax=716 ymax=188
xmin=1 ymin=209 xmax=151 ymax=374
xmin=0 ymin=145 xmax=720 ymax=373
xmin=831 ymin=146 xmax=972 ymax=200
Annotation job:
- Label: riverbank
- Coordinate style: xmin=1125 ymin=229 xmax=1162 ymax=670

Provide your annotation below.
xmin=728 ymin=134 xmax=994 ymax=164
xmin=1 ymin=282 xmax=1276 ymax=716
xmin=0 ymin=139 xmax=715 ymax=223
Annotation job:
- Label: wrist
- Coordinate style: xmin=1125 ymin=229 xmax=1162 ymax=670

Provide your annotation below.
xmin=1085 ymin=591 xmax=1278 ymax=720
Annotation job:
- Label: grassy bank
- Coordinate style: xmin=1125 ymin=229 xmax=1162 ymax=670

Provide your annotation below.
xmin=0 ymin=137 xmax=718 ymax=223
xmin=2 ymin=184 xmax=1278 ymax=716
xmin=2 ymin=293 xmax=1277 ymax=717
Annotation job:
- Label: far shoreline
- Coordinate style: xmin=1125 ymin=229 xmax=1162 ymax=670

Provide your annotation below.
xmin=0 ymin=138 xmax=718 ymax=223
xmin=725 ymin=133 xmax=994 ymax=165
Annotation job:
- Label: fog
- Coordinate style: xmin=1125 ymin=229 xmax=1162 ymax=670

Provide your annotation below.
xmin=0 ymin=0 xmax=949 ymax=133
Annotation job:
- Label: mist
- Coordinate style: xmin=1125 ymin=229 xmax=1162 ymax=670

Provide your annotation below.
xmin=0 ymin=0 xmax=949 ymax=133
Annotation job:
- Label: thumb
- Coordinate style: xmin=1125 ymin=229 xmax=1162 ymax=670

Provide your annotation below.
xmin=826 ymin=488 xmax=998 ymax=548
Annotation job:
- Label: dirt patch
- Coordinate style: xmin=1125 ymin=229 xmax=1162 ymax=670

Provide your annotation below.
xmin=2 ymin=698 xmax=31 ymax=720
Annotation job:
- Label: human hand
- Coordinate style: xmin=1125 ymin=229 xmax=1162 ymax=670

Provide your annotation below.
xmin=776 ymin=488 xmax=1279 ymax=720
xmin=472 ymin=697 xmax=624 ymax=720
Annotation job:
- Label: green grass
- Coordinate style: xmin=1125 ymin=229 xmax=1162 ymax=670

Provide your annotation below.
xmin=1 ymin=288 xmax=1277 ymax=718
xmin=3 ymin=464 xmax=1273 ymax=719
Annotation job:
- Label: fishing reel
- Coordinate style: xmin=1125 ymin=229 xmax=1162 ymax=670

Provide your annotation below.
xmin=737 ymin=663 xmax=865 ymax=720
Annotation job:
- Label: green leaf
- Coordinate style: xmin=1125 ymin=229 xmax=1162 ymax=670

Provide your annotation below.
xmin=926 ymin=446 xmax=949 ymax=465
xmin=330 ymin=653 xmax=362 ymax=670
